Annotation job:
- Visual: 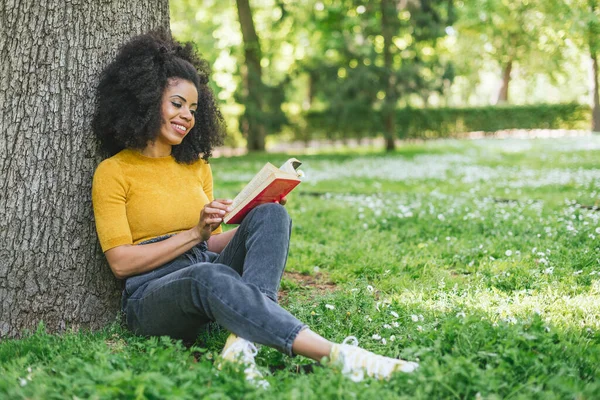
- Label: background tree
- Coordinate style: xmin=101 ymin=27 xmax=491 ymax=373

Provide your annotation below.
xmin=301 ymin=0 xmax=454 ymax=147
xmin=455 ymin=0 xmax=570 ymax=104
xmin=235 ymin=0 xmax=288 ymax=151
xmin=235 ymin=0 xmax=268 ymax=151
xmin=564 ymin=0 xmax=600 ymax=131
xmin=0 ymin=0 xmax=170 ymax=338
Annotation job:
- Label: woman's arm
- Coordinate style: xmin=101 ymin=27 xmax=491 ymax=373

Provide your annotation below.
xmin=105 ymin=228 xmax=203 ymax=279
xmin=105 ymin=199 xmax=233 ymax=279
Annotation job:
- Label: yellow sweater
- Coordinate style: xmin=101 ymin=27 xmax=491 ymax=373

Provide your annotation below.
xmin=92 ymin=149 xmax=222 ymax=252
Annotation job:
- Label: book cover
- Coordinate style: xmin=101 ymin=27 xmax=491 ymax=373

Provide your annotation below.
xmin=223 ymin=158 xmax=303 ymax=224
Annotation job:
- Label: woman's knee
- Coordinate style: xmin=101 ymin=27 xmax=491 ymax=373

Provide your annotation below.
xmin=250 ymin=203 xmax=291 ymax=226
xmin=186 ymin=263 xmax=239 ymax=286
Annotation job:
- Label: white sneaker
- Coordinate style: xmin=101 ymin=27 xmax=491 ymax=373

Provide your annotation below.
xmin=329 ymin=336 xmax=419 ymax=382
xmin=218 ymin=333 xmax=269 ymax=389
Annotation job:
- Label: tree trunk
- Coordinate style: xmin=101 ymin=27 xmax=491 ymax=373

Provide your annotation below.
xmin=0 ymin=0 xmax=170 ymax=338
xmin=592 ymin=52 xmax=600 ymax=132
xmin=590 ymin=0 xmax=600 ymax=132
xmin=381 ymin=0 xmax=397 ymax=152
xmin=236 ymin=0 xmax=266 ymax=152
xmin=497 ymin=60 xmax=512 ymax=104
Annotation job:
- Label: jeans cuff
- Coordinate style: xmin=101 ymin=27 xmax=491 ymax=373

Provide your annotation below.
xmin=284 ymin=323 xmax=308 ymax=357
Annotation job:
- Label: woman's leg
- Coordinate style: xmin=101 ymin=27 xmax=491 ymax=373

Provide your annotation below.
xmin=292 ymin=329 xmax=333 ymax=360
xmin=125 ymin=262 xmax=305 ymax=355
xmin=214 ymin=203 xmax=291 ymax=302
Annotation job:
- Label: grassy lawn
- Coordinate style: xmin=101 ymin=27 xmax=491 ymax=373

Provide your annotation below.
xmin=2 ymin=136 xmax=600 ymax=399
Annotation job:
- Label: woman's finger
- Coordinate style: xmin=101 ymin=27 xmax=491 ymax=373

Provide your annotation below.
xmin=210 ymin=199 xmax=233 ymax=210
xmin=203 ymin=206 xmax=227 ymax=216
xmin=213 ymin=198 xmax=234 ymax=205
xmin=203 ymin=216 xmax=223 ymax=226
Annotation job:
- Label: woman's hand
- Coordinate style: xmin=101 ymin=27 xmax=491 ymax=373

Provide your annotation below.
xmin=195 ymin=199 xmax=233 ymax=242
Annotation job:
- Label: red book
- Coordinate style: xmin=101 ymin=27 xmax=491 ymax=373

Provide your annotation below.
xmin=223 ymin=158 xmax=303 ymax=224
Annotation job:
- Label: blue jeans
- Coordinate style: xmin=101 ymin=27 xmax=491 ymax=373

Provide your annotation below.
xmin=122 ymin=203 xmax=306 ymax=356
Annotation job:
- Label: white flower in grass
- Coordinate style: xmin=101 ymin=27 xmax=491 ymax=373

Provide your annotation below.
xmin=573 ymin=270 xmax=583 ymax=276
xmin=372 ymin=334 xmax=382 ymax=340
xmin=381 ymin=338 xmax=387 ymax=345
xmin=389 ymin=335 xmax=396 ymax=342
xmin=325 ymin=304 xmax=335 ymax=310
xmin=390 ymin=311 xmax=399 ymax=319
xmin=596 ymin=227 xmax=600 ymax=234
xmin=366 ymin=285 xmax=374 ymax=292
xmin=438 ymin=214 xmax=445 ymax=221
xmin=543 ymin=267 xmax=554 ymax=275
xmin=392 ymin=322 xmax=399 ymax=328
xmin=505 ymin=250 xmax=513 ymax=257
xmin=350 ymin=369 xmax=365 ymax=382
xmin=411 ymin=314 xmax=419 ymax=322
xmin=417 ymin=325 xmax=423 ymax=332
xmin=19 ymin=378 xmax=27 ymax=387
xmin=383 ymin=324 xmax=391 ymax=329
xmin=456 ymin=311 xmax=466 ymax=318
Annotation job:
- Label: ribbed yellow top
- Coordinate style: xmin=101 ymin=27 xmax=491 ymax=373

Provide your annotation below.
xmin=92 ymin=149 xmax=222 ymax=252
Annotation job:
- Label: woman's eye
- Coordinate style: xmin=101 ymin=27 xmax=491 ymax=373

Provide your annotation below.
xmin=190 ymin=109 xmax=197 ymax=115
xmin=171 ymin=102 xmax=182 ymax=108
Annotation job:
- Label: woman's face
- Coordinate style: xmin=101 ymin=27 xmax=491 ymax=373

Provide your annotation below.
xmin=157 ymin=78 xmax=198 ymax=147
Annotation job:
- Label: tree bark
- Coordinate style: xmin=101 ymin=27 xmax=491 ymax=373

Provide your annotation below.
xmin=497 ymin=59 xmax=512 ymax=104
xmin=0 ymin=0 xmax=170 ymax=338
xmin=590 ymin=0 xmax=600 ymax=132
xmin=592 ymin=52 xmax=600 ymax=132
xmin=381 ymin=0 xmax=397 ymax=151
xmin=236 ymin=0 xmax=266 ymax=151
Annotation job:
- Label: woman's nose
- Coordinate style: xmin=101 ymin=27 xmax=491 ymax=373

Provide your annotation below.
xmin=181 ymin=107 xmax=193 ymax=120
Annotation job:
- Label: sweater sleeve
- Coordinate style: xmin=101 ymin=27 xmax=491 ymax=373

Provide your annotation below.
xmin=92 ymin=159 xmax=133 ymax=252
xmin=201 ymin=162 xmax=223 ymax=235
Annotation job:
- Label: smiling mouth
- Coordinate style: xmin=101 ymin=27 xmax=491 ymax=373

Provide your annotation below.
xmin=172 ymin=123 xmax=187 ymax=135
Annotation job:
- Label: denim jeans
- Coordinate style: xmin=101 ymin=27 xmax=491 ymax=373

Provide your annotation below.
xmin=122 ymin=203 xmax=306 ymax=356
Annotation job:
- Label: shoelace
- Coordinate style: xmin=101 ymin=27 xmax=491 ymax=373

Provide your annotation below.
xmin=340 ymin=336 xmax=398 ymax=380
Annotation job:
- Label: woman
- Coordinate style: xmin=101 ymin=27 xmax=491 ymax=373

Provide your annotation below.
xmin=91 ymin=31 xmax=418 ymax=387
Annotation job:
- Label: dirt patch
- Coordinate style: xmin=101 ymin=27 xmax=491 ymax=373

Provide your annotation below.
xmin=279 ymin=271 xmax=337 ymax=301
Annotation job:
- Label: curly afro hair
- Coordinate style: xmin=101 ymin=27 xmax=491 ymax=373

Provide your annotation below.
xmin=92 ymin=31 xmax=225 ymax=163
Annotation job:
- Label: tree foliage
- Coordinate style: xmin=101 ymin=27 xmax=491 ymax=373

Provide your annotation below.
xmin=169 ymin=0 xmax=597 ymax=147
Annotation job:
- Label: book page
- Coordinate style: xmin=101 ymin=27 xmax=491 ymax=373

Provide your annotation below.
xmin=230 ymin=163 xmax=277 ymax=210
xmin=279 ymin=158 xmax=302 ymax=175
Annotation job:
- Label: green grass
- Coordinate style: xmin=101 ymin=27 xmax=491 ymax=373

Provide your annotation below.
xmin=2 ymin=136 xmax=600 ymax=399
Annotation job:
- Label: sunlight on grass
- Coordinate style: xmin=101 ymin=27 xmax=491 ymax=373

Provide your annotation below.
xmin=2 ymin=136 xmax=599 ymax=399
